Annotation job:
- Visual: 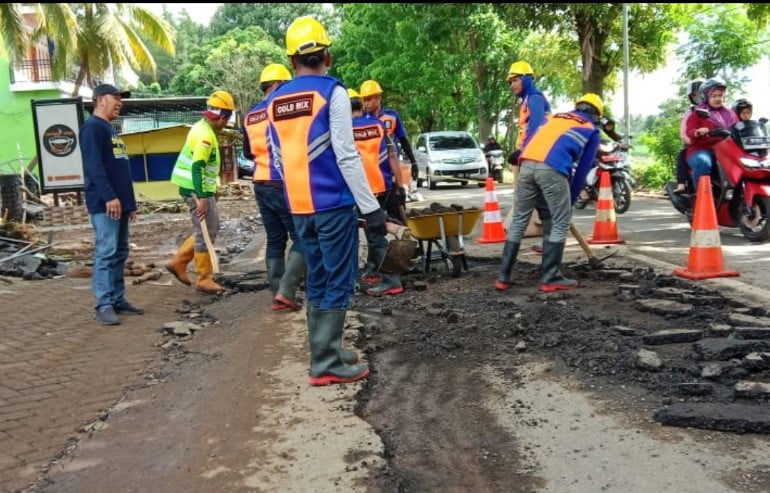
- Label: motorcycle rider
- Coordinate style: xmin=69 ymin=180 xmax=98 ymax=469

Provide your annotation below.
xmin=684 ymin=77 xmax=738 ymax=193
xmin=733 ymin=98 xmax=753 ymax=122
xmin=673 ymin=79 xmax=704 ymax=194
xmin=483 ymin=135 xmax=503 ymax=154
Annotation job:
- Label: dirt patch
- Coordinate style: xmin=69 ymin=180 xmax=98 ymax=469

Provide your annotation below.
xmin=351 ymin=257 xmax=770 ymax=492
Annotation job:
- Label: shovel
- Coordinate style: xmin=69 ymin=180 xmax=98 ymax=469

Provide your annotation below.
xmin=379 ymin=225 xmax=417 ymax=274
xmin=569 ymin=223 xmax=617 ymax=269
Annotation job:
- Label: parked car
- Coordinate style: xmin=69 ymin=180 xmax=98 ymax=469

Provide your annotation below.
xmin=414 ymin=131 xmax=488 ymax=189
xmin=237 ymin=154 xmax=254 ymax=179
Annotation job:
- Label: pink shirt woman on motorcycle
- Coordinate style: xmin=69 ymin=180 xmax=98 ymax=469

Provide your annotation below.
xmin=684 ymin=77 xmax=738 ymax=192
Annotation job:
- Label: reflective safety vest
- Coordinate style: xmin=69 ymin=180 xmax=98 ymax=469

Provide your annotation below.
xmin=352 ymin=115 xmax=389 ymax=194
xmin=170 ymin=119 xmax=220 ymax=195
xmin=267 ymin=74 xmax=354 ymax=214
xmin=516 ymin=99 xmax=531 ymax=150
xmin=243 ymin=101 xmax=280 ymax=181
xmin=521 ymin=112 xmax=598 ymax=177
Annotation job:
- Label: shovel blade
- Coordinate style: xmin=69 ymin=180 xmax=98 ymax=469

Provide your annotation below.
xmin=379 ymin=239 xmax=417 ymax=274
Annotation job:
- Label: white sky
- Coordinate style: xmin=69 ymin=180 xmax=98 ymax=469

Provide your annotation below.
xmin=605 ymin=55 xmax=770 ymax=120
xmin=137 ymin=3 xmax=770 ymax=119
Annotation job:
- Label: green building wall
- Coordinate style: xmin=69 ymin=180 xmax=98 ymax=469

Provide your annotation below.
xmin=0 ymin=58 xmax=63 ymax=172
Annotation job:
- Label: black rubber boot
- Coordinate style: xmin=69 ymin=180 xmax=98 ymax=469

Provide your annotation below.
xmin=366 ymin=273 xmax=404 ymax=297
xmin=307 ymin=305 xmax=359 ymax=369
xmin=495 ymin=241 xmax=520 ymax=291
xmin=266 ymin=257 xmax=285 ymax=296
xmin=273 ymin=251 xmax=305 ymax=311
xmin=540 ymin=241 xmax=578 ymax=292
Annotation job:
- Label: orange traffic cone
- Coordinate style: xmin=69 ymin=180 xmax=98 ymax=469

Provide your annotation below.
xmin=478 ymin=176 xmax=506 ymax=244
xmin=673 ymin=175 xmax=739 ymax=280
xmin=587 ymin=171 xmax=625 ymax=244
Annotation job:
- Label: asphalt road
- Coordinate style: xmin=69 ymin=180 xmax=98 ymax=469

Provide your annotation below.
xmin=410 ymin=181 xmax=770 ymax=299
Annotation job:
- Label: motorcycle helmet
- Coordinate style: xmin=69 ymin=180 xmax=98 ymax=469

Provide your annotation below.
xmin=732 ymin=98 xmax=753 ymax=115
xmin=699 ymin=77 xmax=727 ymax=102
xmin=686 ymin=78 xmax=704 ymax=105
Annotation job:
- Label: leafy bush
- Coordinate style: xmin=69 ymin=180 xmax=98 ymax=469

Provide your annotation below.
xmin=633 ymin=111 xmax=682 ymax=190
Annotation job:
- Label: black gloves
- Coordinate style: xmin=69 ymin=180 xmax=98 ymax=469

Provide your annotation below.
xmin=361 ymin=208 xmax=386 ymax=235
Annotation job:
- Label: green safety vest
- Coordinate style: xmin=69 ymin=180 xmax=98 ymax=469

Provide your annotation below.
xmin=170 ymin=119 xmax=220 ymax=195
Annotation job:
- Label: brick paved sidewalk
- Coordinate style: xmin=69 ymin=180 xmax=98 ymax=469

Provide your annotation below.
xmin=0 ymin=275 xmax=198 ymax=493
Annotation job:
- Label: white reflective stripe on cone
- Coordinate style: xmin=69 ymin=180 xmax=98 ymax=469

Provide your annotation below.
xmin=691 ymin=229 xmax=721 ymax=247
xmin=485 ymin=191 xmax=499 ymax=202
xmin=596 ymin=208 xmax=616 ymax=222
xmin=598 ymin=187 xmax=613 ymax=200
xmin=484 ymin=210 xmax=502 ymax=223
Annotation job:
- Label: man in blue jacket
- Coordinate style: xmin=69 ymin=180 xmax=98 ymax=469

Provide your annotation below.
xmin=508 ymin=61 xmax=552 ymax=251
xmin=80 ymin=84 xmax=142 ymax=325
xmin=496 ymin=94 xmax=602 ymax=293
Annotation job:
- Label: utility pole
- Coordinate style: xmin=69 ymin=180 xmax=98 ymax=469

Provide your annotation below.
xmin=623 ymin=3 xmax=630 ymax=146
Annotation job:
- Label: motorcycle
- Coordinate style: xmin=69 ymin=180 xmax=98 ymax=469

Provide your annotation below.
xmin=485 ymin=149 xmax=505 ymax=184
xmin=666 ymin=110 xmax=770 ymax=242
xmin=574 ymin=141 xmax=635 ymax=213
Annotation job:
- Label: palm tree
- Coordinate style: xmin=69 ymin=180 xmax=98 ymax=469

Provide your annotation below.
xmin=1 ymin=4 xmax=77 ymax=66
xmin=0 ymin=3 xmax=26 ymax=62
xmin=63 ymin=4 xmax=176 ymax=96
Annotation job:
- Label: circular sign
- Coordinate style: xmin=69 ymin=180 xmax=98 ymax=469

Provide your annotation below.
xmin=43 ymin=124 xmax=77 ymax=157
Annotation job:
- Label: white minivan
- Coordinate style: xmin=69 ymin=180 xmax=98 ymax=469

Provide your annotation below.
xmin=414 ymin=131 xmax=488 ymax=189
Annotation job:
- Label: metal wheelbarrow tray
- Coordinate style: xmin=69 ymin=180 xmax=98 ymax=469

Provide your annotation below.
xmin=405 ymin=209 xmax=482 ymax=276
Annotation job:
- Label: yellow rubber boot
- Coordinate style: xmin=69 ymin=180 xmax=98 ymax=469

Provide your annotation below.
xmin=194 ymin=252 xmax=226 ymax=293
xmin=165 ymin=235 xmax=195 ymax=286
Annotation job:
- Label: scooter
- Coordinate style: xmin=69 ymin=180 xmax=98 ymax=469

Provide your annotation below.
xmin=666 ymin=110 xmax=770 ymax=242
xmin=574 ymin=141 xmax=635 ymax=214
xmin=485 ymin=149 xmax=505 ymax=184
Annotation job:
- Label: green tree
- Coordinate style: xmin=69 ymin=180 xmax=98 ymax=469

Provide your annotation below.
xmin=502 ymin=4 xmax=686 ymax=98
xmin=208 ymin=3 xmax=333 ymax=45
xmin=0 ymin=3 xmax=26 ymax=61
xmin=1 ymin=3 xmax=77 ymax=72
xmin=53 ymin=3 xmax=176 ymax=96
xmin=677 ymin=4 xmax=766 ymax=81
xmin=138 ymin=9 xmax=207 ymax=91
xmin=336 ymin=4 xmax=520 ymax=139
xmin=169 ymin=26 xmax=285 ymax=116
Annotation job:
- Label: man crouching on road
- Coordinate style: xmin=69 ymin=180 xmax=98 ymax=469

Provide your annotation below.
xmin=266 ymin=17 xmax=384 ymax=386
xmin=81 ymin=84 xmax=143 ymax=326
xmin=495 ymin=94 xmax=602 ymax=292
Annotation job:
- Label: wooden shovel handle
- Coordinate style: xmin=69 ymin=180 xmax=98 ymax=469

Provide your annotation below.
xmin=569 ymin=223 xmax=596 ymax=261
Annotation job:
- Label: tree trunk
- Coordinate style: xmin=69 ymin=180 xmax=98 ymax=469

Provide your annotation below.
xmin=574 ymin=10 xmax=618 ymax=97
xmin=466 ymin=29 xmax=493 ymax=141
xmin=71 ymin=66 xmax=86 ymax=97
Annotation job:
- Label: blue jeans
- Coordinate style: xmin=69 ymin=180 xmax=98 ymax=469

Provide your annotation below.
xmin=293 ymin=207 xmax=358 ymax=309
xmin=687 ymin=150 xmax=713 ymax=192
xmin=90 ymin=212 xmax=130 ymax=310
xmin=254 ymin=183 xmax=301 ymax=258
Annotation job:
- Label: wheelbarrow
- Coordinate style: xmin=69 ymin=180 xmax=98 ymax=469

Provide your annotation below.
xmin=405 ymin=209 xmax=482 ymax=277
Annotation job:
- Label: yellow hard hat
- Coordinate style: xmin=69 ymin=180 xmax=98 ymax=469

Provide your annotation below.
xmin=207 ymin=90 xmax=235 ymax=111
xmin=360 ymin=80 xmax=383 ymax=98
xmin=285 ymin=16 xmax=331 ymax=56
xmin=575 ymin=93 xmax=604 ymax=117
xmin=259 ymin=64 xmax=292 ymax=84
xmin=507 ymin=60 xmax=533 ymax=80
xmin=347 ymin=88 xmax=361 ymax=99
